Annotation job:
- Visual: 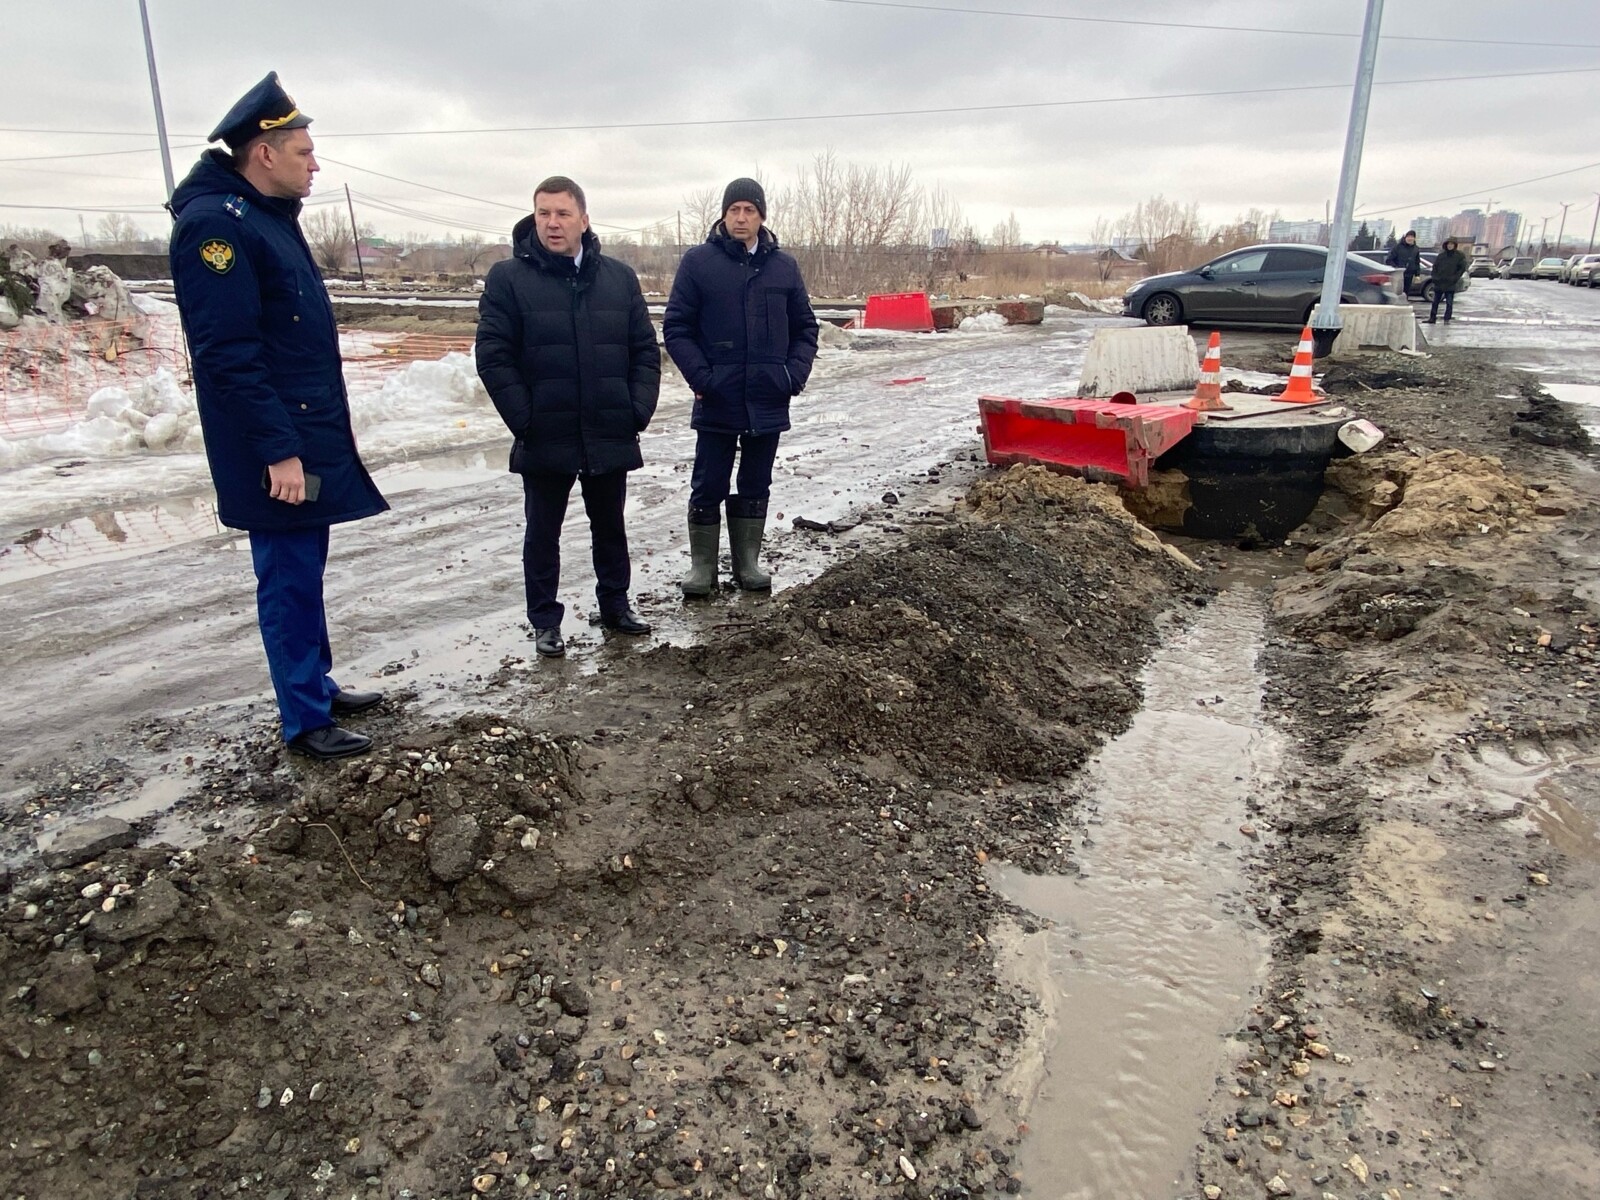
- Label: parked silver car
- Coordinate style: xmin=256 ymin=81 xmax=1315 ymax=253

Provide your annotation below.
xmin=1564 ymin=253 xmax=1600 ymax=284
xmin=1529 ymin=257 xmax=1567 ymax=281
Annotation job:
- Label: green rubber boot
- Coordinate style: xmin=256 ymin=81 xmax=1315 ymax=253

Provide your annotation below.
xmin=727 ymin=515 xmax=772 ymax=591
xmin=681 ymin=511 xmax=720 ymax=598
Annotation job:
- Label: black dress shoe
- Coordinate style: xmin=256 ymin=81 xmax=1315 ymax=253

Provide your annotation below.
xmin=533 ymin=626 xmax=566 ymax=658
xmin=288 ymin=725 xmax=373 ymax=760
xmin=330 ymin=689 xmax=384 ymax=716
xmin=600 ymin=608 xmax=652 ymax=636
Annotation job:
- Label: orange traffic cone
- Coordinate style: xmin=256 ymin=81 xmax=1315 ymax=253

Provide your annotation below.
xmin=1184 ymin=331 xmax=1231 ymax=412
xmin=1273 ymin=325 xmax=1323 ymax=404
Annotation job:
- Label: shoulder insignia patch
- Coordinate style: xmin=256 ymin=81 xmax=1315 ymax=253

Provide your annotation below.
xmin=199 ymin=239 xmax=235 ymax=274
xmin=223 ymin=194 xmax=250 ymax=219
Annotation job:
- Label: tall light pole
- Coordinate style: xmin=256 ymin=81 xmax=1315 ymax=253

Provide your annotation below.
xmin=138 ymin=0 xmax=176 ymax=203
xmin=1554 ymin=201 xmax=1571 ymax=255
xmin=1587 ymin=193 xmax=1599 ymax=254
xmin=1538 ymin=216 xmax=1551 ymax=256
xmin=1311 ymin=0 xmax=1384 ymax=357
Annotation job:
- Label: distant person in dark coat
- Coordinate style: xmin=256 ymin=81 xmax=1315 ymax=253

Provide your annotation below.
xmin=1428 ymin=236 xmax=1470 ymax=323
xmin=169 ymin=72 xmax=388 ymax=761
xmin=1386 ymin=229 xmax=1423 ymax=297
xmin=475 ymin=176 xmax=661 ymax=659
xmin=663 ymin=178 xmax=819 ymax=596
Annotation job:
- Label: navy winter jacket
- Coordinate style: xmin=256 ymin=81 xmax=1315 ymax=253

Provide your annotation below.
xmin=475 ymin=223 xmax=660 ymax=476
xmin=168 ymin=151 xmax=387 ymax=532
xmin=663 ymin=225 xmax=819 ymax=436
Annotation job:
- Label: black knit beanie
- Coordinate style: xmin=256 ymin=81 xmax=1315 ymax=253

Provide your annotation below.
xmin=721 ymin=177 xmax=767 ymax=219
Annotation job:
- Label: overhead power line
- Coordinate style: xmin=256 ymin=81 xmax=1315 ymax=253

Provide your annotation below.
xmin=1357 ymin=160 xmax=1600 ymax=217
xmin=820 ymin=0 xmax=1600 ymax=49
xmin=313 ymin=67 xmax=1600 ymax=136
xmin=0 ymin=201 xmax=168 ymax=213
xmin=2 ymin=65 xmax=1596 ymax=158
xmin=0 ymin=142 xmax=206 ymax=165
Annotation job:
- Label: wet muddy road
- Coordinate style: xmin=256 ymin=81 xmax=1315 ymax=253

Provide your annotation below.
xmin=0 ymin=315 xmax=1115 ymax=795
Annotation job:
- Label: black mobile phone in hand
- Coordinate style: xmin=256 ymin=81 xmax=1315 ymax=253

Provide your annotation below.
xmin=261 ymin=468 xmax=322 ymax=502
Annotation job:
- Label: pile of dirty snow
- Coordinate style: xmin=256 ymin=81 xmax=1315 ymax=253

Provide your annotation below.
xmin=958 ymin=312 xmax=1009 ymax=333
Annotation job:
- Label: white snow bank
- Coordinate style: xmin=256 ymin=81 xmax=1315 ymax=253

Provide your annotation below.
xmin=0 ymin=368 xmax=205 ymax=469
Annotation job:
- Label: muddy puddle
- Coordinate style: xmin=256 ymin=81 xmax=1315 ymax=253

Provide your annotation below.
xmin=0 ymin=449 xmax=505 ymax=586
xmin=997 ymin=587 xmax=1278 ymax=1198
xmin=1540 ymin=382 xmax=1600 ymax=439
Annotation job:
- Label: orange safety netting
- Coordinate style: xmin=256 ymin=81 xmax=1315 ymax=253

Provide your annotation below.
xmin=0 ymin=318 xmax=189 ymax=438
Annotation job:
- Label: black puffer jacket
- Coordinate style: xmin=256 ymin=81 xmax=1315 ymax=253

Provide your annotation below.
xmin=663 ymin=225 xmax=818 ymax=436
xmin=1431 ymin=245 xmax=1470 ymax=294
xmin=476 ymin=223 xmax=660 ymax=475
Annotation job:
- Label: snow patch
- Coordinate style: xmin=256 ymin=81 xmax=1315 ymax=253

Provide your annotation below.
xmin=958 ymin=312 xmax=1008 ymax=333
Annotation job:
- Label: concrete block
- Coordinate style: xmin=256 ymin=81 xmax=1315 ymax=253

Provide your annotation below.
xmin=39 ymin=817 xmax=136 ymax=869
xmin=1315 ymin=303 xmax=1417 ymax=355
xmin=1078 ymin=326 xmax=1200 ymax=396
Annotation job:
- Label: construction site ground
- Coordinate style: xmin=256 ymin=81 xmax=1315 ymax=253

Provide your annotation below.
xmin=2 ymin=279 xmax=1598 ymax=1200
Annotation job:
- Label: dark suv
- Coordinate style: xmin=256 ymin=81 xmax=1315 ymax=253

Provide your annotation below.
xmin=1124 ymin=244 xmax=1397 ymax=328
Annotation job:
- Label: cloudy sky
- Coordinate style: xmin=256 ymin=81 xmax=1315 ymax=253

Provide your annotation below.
xmin=5 ymin=0 xmax=1599 ymax=249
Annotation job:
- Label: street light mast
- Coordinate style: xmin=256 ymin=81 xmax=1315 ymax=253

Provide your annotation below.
xmin=138 ymin=0 xmax=177 ymax=203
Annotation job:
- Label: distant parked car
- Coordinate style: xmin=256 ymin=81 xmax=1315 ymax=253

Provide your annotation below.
xmin=1498 ymin=256 xmax=1536 ymax=279
xmin=1529 ymin=257 xmax=1566 ymax=280
xmin=1123 ymin=243 xmax=1396 ymax=328
xmin=1564 ymin=253 xmax=1600 ymax=284
xmin=1468 ymin=257 xmax=1497 ymax=278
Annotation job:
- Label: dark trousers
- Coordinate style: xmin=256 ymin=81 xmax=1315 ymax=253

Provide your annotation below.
xmin=248 ymin=527 xmax=338 ymax=743
xmin=1402 ymin=268 xmax=1419 ymax=296
xmin=689 ymin=430 xmax=782 ymax=519
xmin=522 ymin=469 xmax=631 ymax=627
xmin=1428 ymin=288 xmax=1455 ymax=321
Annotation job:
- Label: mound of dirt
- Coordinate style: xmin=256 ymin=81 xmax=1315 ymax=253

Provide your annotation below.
xmin=0 ymin=467 xmax=1202 ymax=1199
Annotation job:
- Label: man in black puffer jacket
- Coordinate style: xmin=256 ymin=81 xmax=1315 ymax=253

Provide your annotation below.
xmin=664 ymin=178 xmax=818 ymax=596
xmin=1386 ymin=229 xmax=1422 ymax=297
xmin=476 ymin=177 xmax=660 ymax=658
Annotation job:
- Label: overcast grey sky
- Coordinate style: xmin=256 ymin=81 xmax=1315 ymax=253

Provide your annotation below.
xmin=5 ymin=0 xmax=1599 ymax=247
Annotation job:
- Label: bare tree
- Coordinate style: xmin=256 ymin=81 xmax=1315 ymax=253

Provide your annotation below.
xmin=1088 ymin=214 xmax=1130 ymax=280
xmin=95 ymin=213 xmax=144 ymax=251
xmin=303 ymin=209 xmax=354 ymax=273
xmin=991 ymin=212 xmax=1022 ymax=252
xmin=454 ymin=232 xmax=490 ymax=274
xmin=1122 ymin=195 xmax=1202 ymax=275
xmin=683 ymin=188 xmax=722 ymax=242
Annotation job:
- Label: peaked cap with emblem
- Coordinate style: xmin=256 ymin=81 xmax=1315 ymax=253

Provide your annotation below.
xmin=208 ymin=72 xmax=313 ymax=150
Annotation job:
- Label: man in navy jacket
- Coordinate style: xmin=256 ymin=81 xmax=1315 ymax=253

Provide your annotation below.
xmin=475 ymin=177 xmax=660 ymax=658
xmin=663 ymin=178 xmax=818 ymax=596
xmin=169 ymin=74 xmax=388 ymax=760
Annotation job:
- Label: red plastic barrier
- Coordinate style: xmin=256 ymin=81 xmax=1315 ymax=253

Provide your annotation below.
xmin=978 ymin=395 xmax=1198 ymax=488
xmin=863 ymin=292 xmax=935 ymax=332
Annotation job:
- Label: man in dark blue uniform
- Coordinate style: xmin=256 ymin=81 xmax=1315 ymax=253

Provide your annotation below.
xmin=169 ymin=74 xmax=389 ymax=760
xmin=664 ymin=178 xmax=818 ymax=596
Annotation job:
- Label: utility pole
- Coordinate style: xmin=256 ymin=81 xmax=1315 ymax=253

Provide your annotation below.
xmin=137 ymin=0 xmax=177 ymax=203
xmin=676 ymin=210 xmax=683 ymax=267
xmin=1538 ymin=215 xmax=1551 ymax=256
xmin=344 ymin=184 xmax=366 ymax=285
xmin=1311 ymin=0 xmax=1384 ymax=357
xmin=1554 ymin=201 xmax=1571 ymax=255
xmin=1588 ymin=193 xmax=1599 ymax=254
